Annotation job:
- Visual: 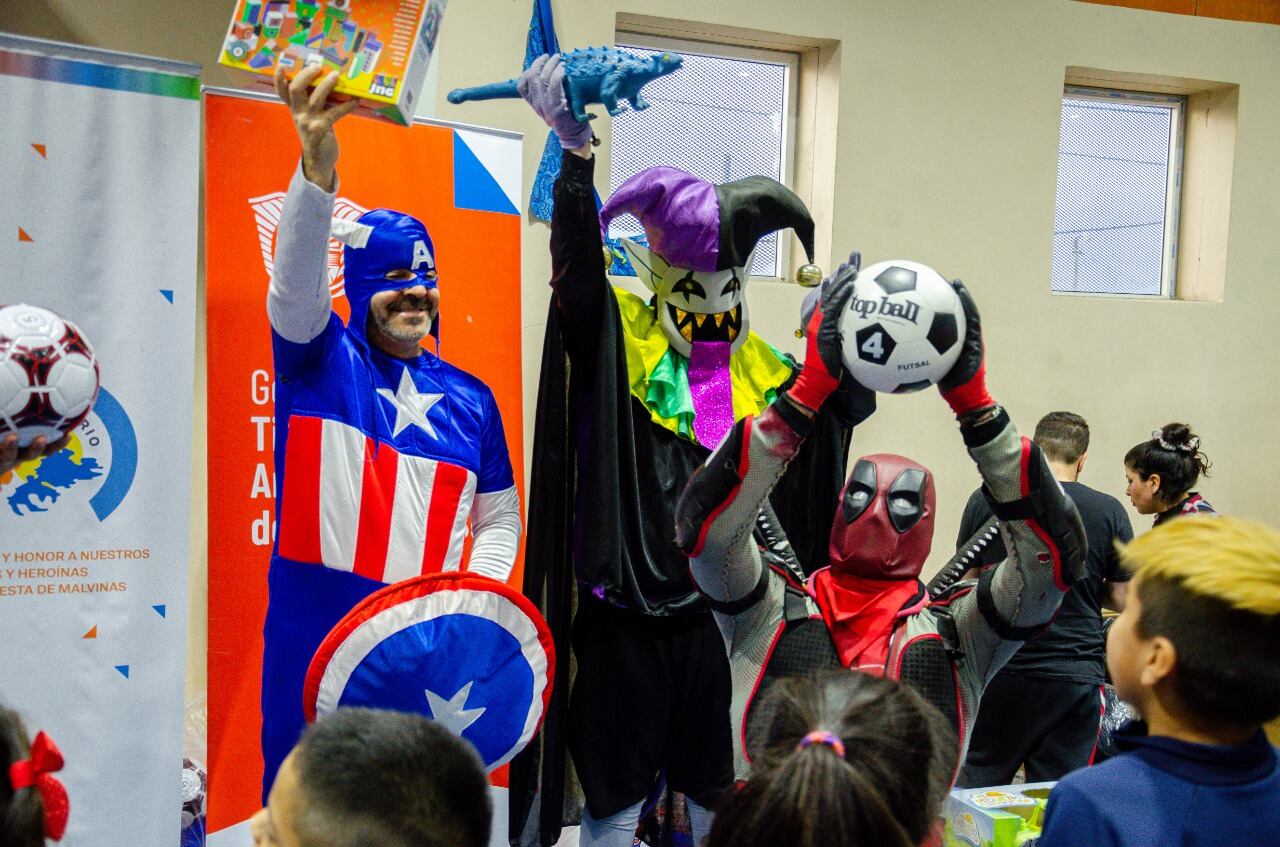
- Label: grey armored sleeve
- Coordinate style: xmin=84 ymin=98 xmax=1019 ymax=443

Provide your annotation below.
xmin=266 ymin=162 xmax=337 ymax=344
xmin=687 ymin=404 xmax=809 ymax=610
xmin=949 ymin=410 xmax=1076 ymax=689
xmin=678 ymin=402 xmax=810 ymax=781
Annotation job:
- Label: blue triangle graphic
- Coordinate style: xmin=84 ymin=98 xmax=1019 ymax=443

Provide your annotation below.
xmin=159 ymin=289 xmax=174 ymax=304
xmin=152 ymin=604 xmax=166 ymax=618
xmin=115 ymin=665 xmax=130 ymax=679
xmin=453 ymin=132 xmax=518 ymax=216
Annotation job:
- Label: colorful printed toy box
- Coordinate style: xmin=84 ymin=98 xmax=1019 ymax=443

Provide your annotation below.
xmin=943 ymin=782 xmax=1055 ymax=847
xmin=219 ymin=0 xmax=447 ymax=125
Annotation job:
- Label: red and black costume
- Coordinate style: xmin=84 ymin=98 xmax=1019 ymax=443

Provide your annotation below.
xmin=674 ymin=261 xmax=1087 ymax=777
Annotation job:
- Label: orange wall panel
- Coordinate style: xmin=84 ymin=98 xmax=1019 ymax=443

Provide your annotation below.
xmin=1077 ymin=0 xmax=1280 ymax=21
xmin=1076 ymin=0 xmax=1196 ymax=13
xmin=1196 ymin=0 xmax=1261 ymax=20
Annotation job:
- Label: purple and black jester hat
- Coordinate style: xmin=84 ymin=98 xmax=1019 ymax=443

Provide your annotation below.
xmin=599 ymin=167 xmax=817 ymax=357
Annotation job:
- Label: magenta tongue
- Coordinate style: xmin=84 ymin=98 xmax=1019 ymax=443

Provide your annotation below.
xmin=688 ymin=340 xmax=734 ymax=448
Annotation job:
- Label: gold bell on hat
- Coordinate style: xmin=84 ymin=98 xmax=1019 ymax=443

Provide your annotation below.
xmin=795 ymin=263 xmax=823 ymax=287
xmin=795 ymin=263 xmax=824 ymax=337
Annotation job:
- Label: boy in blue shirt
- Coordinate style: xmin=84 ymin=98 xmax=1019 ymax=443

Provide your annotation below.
xmin=1039 ymin=515 xmax=1280 ymax=847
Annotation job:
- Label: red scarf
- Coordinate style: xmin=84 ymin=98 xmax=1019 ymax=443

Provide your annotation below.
xmin=810 ymin=569 xmax=924 ymax=672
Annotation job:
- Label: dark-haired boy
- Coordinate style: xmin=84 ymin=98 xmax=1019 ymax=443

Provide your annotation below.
xmin=250 ymin=708 xmax=492 ymax=847
xmin=960 ymin=411 xmax=1133 ymax=786
xmin=1038 ymin=516 xmax=1280 ymax=847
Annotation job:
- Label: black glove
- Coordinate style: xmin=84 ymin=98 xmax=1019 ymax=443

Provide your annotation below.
xmin=937 ymin=280 xmax=993 ymax=416
xmin=787 ymin=251 xmax=861 ymax=414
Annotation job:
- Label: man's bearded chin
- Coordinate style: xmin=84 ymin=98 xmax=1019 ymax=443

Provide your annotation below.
xmin=371 ymin=299 xmax=433 ymax=343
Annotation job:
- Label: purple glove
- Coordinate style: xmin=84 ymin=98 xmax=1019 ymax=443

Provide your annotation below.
xmin=518 ymin=54 xmax=592 ymax=150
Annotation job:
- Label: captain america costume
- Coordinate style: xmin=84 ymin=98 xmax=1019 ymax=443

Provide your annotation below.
xmin=259 ymin=165 xmax=521 ymax=794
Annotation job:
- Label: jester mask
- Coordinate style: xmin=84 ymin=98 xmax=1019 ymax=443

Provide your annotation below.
xmin=600 ymin=167 xmax=818 ymax=359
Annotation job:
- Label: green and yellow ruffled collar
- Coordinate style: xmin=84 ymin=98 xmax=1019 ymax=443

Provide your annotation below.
xmin=614 ymin=287 xmax=795 ymax=444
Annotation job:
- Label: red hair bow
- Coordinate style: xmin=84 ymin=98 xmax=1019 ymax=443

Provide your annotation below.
xmin=8 ymin=731 xmax=70 ymax=841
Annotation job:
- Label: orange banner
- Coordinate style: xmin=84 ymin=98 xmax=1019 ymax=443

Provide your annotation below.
xmin=203 ymin=89 xmax=524 ymax=832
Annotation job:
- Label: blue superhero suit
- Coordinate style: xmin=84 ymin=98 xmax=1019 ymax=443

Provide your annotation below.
xmin=259 ymin=165 xmax=521 ymax=794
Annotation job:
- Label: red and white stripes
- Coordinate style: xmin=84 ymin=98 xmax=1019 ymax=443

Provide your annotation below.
xmin=279 ymin=415 xmax=476 ymax=582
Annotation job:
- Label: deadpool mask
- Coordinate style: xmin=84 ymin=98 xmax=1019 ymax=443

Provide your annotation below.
xmin=829 ymin=453 xmax=936 ymax=580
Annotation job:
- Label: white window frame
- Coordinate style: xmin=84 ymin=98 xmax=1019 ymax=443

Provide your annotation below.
xmin=613 ymin=31 xmax=801 ymax=281
xmin=1055 ymin=85 xmax=1186 ymax=298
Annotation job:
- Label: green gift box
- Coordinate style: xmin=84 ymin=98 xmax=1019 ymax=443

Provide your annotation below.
xmin=943 ymin=782 xmax=1055 ymax=847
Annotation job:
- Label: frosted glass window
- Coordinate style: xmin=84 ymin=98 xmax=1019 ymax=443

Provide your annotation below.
xmin=1051 ymin=87 xmax=1184 ymax=296
xmin=609 ymin=38 xmax=796 ymax=278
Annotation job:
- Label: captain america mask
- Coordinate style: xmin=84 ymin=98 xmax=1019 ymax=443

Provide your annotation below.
xmin=829 ymin=454 xmax=936 ymax=581
xmin=337 ymin=208 xmax=441 ymax=347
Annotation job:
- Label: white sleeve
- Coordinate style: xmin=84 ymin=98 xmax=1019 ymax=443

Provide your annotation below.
xmin=266 ymin=162 xmax=337 ymax=344
xmin=466 ymin=485 xmax=522 ymax=581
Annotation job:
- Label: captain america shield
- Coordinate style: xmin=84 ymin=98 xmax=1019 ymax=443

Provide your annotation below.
xmin=303 ymin=572 xmax=555 ymax=772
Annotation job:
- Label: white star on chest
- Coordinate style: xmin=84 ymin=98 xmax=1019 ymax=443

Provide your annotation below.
xmin=377 ymin=367 xmax=444 ymax=439
xmin=424 ymin=681 xmax=486 ymax=735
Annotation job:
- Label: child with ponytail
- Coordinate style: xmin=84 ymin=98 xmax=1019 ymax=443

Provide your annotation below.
xmin=708 ymin=671 xmax=955 ymax=847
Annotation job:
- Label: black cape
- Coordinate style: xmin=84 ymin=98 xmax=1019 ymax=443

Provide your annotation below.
xmin=509 ymin=152 xmax=848 ymax=845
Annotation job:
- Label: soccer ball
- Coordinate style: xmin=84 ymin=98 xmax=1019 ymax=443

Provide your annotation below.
xmin=838 ymin=260 xmax=966 ymax=394
xmin=0 ymin=304 xmax=100 ymax=448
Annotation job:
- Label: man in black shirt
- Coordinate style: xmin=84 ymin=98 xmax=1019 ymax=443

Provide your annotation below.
xmin=958 ymin=411 xmax=1134 ymax=786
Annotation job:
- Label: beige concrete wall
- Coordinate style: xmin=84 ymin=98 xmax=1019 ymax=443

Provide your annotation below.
xmin=4 ymin=1 xmax=1278 ymax=698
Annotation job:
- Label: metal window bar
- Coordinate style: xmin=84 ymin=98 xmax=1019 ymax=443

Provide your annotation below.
xmin=609 ymin=36 xmax=797 ymax=278
xmin=1051 ymin=86 xmax=1185 ymax=297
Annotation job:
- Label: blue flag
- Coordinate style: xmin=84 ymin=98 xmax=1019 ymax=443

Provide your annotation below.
xmin=523 ymin=0 xmax=559 ymax=68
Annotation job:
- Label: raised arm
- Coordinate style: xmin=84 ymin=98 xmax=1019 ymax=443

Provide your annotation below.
xmin=266 ymin=64 xmax=358 ymax=345
xmin=520 ymin=55 xmax=608 ymax=355
xmin=676 ymin=398 xmax=816 ymax=608
xmin=936 ymin=283 xmax=1088 ymax=685
xmin=675 ymin=256 xmax=872 ymax=608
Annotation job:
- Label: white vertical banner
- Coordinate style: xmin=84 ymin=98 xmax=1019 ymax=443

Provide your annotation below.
xmin=0 ymin=35 xmax=200 ymax=846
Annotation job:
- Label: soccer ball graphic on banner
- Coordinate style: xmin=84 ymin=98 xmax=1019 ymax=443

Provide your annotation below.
xmin=839 ymin=260 xmax=966 ymax=394
xmin=0 ymin=304 xmax=100 ymax=447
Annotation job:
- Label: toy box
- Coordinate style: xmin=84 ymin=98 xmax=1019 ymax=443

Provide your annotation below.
xmin=218 ymin=0 xmax=447 ymax=125
xmin=942 ymin=782 xmax=1055 ymax=847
